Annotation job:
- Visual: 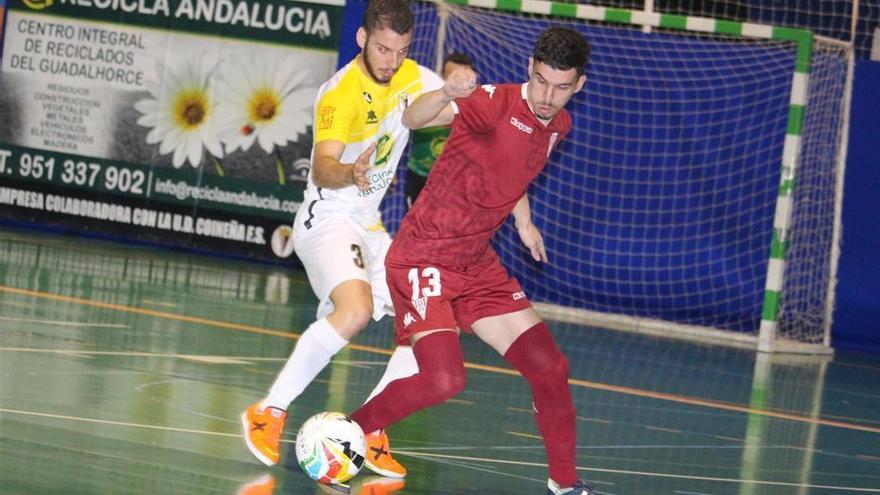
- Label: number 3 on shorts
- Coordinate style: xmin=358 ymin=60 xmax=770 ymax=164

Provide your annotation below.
xmin=350 ymin=244 xmax=365 ymax=268
xmin=408 ymin=267 xmax=441 ymax=300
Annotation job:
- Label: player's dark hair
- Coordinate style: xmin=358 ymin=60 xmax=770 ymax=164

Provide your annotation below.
xmin=533 ymin=27 xmax=590 ymax=76
xmin=443 ymin=52 xmax=474 ymax=68
xmin=363 ymin=0 xmax=414 ymax=35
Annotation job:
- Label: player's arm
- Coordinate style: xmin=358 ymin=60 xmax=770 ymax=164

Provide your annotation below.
xmin=312 ymin=140 xmax=375 ymax=190
xmin=311 ymin=89 xmax=374 ymax=190
xmin=403 ymin=67 xmax=477 ymax=129
xmin=512 ymin=194 xmax=548 ymax=263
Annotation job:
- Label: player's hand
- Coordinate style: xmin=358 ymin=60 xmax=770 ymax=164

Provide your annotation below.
xmin=352 ymin=141 xmax=376 ymax=191
xmin=442 ymin=67 xmax=478 ymax=100
xmin=517 ymin=222 xmax=548 ymax=263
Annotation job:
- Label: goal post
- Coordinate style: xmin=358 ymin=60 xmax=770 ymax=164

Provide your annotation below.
xmin=387 ymin=0 xmax=849 ymax=354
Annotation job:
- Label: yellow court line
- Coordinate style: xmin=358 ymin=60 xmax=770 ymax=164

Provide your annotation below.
xmin=0 ymin=285 xmax=391 ymax=356
xmin=2 ymin=284 xmax=879 ymax=435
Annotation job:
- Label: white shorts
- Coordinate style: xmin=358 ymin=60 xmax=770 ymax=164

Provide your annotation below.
xmin=293 ymin=216 xmax=394 ymax=321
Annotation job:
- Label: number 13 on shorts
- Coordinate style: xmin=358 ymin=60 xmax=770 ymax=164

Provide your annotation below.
xmin=408 ymin=267 xmax=441 ymax=300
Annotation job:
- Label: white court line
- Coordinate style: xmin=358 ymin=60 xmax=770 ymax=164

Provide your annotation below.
xmin=3 ymin=407 xmax=877 ymax=493
xmin=0 ymin=347 xmax=283 ymax=361
xmin=0 ymin=316 xmax=129 ymax=328
xmin=389 ymin=451 xmax=880 ymax=493
xmin=0 ymin=300 xmax=35 ymax=308
xmin=0 ymin=347 xmax=394 ymax=367
xmin=141 ymin=299 xmax=177 ymax=308
xmin=402 ymin=451 xmax=552 ymax=487
xmin=0 ymin=407 xmax=242 ymax=438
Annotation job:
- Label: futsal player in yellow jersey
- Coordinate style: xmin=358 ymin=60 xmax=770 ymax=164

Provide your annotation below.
xmin=241 ymin=0 xmax=442 ymax=478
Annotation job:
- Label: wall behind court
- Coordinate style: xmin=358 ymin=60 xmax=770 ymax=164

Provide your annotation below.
xmin=835 ymin=59 xmax=880 ymax=354
xmin=0 ymin=0 xmax=343 ymax=262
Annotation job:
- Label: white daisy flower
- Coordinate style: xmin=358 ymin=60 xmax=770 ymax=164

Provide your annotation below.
xmin=216 ymin=57 xmax=316 ymax=154
xmin=135 ymin=59 xmax=223 ymax=169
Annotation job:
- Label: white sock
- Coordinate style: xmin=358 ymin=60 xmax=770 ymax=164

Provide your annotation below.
xmin=362 ymin=346 xmax=419 ymax=410
xmin=262 ymin=318 xmax=348 ymax=411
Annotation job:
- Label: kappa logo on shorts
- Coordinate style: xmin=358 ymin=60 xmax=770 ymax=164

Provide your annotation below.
xmin=413 ymin=296 xmax=428 ymax=320
xmin=512 ymin=291 xmax=526 ymax=301
xmin=403 ymin=312 xmax=417 ymax=328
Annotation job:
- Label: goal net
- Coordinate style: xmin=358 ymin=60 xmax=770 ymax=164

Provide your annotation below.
xmin=382 ymin=0 xmax=849 ymax=353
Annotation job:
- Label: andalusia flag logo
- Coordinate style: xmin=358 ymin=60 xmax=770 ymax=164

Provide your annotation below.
xmin=22 ymin=0 xmax=54 ymax=10
xmin=373 ymin=133 xmax=394 ymax=167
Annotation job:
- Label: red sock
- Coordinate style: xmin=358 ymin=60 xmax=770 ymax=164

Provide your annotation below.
xmin=351 ymin=331 xmax=466 ymax=434
xmin=504 ymin=322 xmax=578 ymax=487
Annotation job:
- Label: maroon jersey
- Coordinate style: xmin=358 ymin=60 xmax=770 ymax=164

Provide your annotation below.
xmin=391 ymin=83 xmax=571 ymax=267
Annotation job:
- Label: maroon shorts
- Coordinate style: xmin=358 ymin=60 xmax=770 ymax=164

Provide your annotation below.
xmin=386 ymin=250 xmax=532 ymax=345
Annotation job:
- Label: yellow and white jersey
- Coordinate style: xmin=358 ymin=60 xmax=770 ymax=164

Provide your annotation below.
xmin=294 ymin=58 xmax=443 ymax=233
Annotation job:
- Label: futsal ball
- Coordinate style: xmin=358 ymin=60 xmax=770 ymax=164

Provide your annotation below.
xmin=295 ymin=411 xmax=366 ymax=485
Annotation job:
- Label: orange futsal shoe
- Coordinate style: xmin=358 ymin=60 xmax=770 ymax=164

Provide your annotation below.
xmin=241 ymin=402 xmax=287 ymax=466
xmin=354 ymin=476 xmax=406 ymax=495
xmin=363 ymin=429 xmax=407 ymax=478
xmin=235 ymin=473 xmax=276 ymax=495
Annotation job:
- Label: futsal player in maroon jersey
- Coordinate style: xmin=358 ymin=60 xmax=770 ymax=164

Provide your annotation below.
xmin=348 ymin=27 xmax=596 ymax=495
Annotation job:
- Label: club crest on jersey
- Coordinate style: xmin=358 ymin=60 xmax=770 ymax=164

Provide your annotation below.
xmin=366 ymin=109 xmax=379 ymax=124
xmin=363 ymin=92 xmax=372 ymax=103
xmin=481 ymin=84 xmax=496 ymax=99
xmin=547 ymin=132 xmax=559 ymax=157
xmin=413 ymin=296 xmax=428 ymax=320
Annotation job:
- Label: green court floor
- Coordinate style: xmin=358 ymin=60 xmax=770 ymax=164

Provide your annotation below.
xmin=0 ymin=228 xmax=878 ymax=495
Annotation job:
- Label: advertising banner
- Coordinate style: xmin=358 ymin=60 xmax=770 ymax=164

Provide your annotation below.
xmin=0 ymin=0 xmax=342 ymax=261
xmin=1 ymin=0 xmax=6 ymax=55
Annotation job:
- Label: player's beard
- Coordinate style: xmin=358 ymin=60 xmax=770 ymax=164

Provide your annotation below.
xmin=533 ymin=103 xmax=557 ymax=121
xmin=363 ymin=48 xmax=394 ymax=84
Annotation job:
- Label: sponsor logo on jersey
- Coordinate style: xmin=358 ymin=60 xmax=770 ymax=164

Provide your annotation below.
xmin=413 ymin=296 xmax=428 ymax=320
xmin=358 ymin=167 xmax=395 ymax=197
xmin=374 ymin=133 xmax=394 ymax=166
xmin=481 ymin=84 xmax=496 ymax=99
xmin=318 ymin=106 xmax=335 ymax=131
xmin=512 ymin=291 xmax=526 ymax=301
xmin=403 ymin=312 xmax=417 ymax=328
xmin=510 ymin=117 xmax=533 ymax=135
xmin=363 ymin=92 xmax=373 ymax=104
xmin=366 ymin=109 xmax=379 ymax=124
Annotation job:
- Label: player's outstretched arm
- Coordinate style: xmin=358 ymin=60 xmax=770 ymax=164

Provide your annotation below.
xmin=512 ymin=194 xmax=548 ymax=263
xmin=403 ymin=67 xmax=478 ymax=129
xmin=312 ymin=140 xmax=376 ymax=190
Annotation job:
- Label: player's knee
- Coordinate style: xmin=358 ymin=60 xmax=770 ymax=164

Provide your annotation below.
xmin=349 ymin=304 xmax=373 ymax=330
xmin=331 ymin=304 xmax=373 ymax=337
xmin=529 ymin=355 xmax=570 ymax=391
xmin=422 ymin=369 xmax=466 ymax=405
